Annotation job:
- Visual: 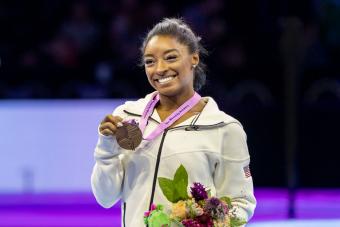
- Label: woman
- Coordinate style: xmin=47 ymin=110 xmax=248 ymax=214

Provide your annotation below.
xmin=91 ymin=18 xmax=256 ymax=226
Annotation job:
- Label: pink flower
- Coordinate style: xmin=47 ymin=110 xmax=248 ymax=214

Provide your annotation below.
xmin=144 ymin=204 xmax=158 ymax=217
xmin=144 ymin=211 xmax=151 ymax=217
xmin=182 ymin=219 xmax=202 ymax=227
xmin=150 ymin=204 xmax=157 ymax=211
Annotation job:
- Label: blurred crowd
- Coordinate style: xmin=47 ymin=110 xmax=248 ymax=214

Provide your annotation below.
xmin=0 ymin=0 xmax=339 ymax=102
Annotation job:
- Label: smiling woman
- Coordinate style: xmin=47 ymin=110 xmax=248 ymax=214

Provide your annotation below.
xmin=91 ymin=18 xmax=256 ymax=227
xmin=143 ymin=35 xmax=198 ymax=100
xmin=143 ymin=35 xmax=203 ymax=122
xmin=141 ymin=18 xmax=207 ymax=92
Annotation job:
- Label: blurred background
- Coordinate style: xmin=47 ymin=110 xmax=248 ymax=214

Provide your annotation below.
xmin=0 ymin=0 xmax=339 ymax=226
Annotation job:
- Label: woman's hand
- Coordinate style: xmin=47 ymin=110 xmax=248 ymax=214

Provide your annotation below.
xmin=99 ymin=115 xmax=123 ymax=136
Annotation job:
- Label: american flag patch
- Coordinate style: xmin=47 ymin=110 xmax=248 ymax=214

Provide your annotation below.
xmin=243 ymin=165 xmax=251 ymax=178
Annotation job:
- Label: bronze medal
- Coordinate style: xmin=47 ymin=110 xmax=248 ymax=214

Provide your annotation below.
xmin=116 ymin=122 xmax=142 ymax=150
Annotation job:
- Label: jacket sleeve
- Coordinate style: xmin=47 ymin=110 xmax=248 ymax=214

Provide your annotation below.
xmin=214 ymin=122 xmax=256 ymax=222
xmin=90 ymin=105 xmax=127 ymax=208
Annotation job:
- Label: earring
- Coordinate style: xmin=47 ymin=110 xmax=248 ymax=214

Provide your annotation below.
xmin=192 ymin=64 xmax=197 ymax=69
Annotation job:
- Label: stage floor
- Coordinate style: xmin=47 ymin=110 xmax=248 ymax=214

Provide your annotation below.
xmin=0 ymin=188 xmax=340 ymax=226
xmin=248 ymin=220 xmax=340 ymax=227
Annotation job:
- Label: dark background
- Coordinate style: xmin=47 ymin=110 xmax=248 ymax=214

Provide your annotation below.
xmin=1 ymin=0 xmax=339 ymax=188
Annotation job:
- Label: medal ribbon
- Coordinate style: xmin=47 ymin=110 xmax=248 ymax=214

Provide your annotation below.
xmin=139 ymin=92 xmax=201 ymax=140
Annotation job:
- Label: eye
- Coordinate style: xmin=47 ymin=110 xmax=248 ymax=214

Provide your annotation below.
xmin=144 ymin=59 xmax=155 ymax=66
xmin=165 ymin=55 xmax=178 ymax=61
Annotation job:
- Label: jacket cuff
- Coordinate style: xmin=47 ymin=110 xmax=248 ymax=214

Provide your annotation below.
xmin=95 ymin=133 xmax=121 ymax=157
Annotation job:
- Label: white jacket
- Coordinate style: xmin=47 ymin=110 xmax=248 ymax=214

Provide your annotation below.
xmin=91 ymin=92 xmax=256 ymax=226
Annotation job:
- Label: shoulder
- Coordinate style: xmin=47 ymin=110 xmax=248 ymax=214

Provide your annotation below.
xmin=196 ymin=96 xmax=243 ymax=127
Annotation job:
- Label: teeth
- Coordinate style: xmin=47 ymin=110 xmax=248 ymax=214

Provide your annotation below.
xmin=158 ymin=76 xmax=175 ymax=84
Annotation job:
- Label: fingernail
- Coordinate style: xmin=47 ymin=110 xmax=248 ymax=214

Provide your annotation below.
xmin=117 ymin=122 xmax=123 ymax=127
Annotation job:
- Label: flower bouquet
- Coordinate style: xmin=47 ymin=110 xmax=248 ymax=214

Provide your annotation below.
xmin=144 ymin=165 xmax=247 ymax=227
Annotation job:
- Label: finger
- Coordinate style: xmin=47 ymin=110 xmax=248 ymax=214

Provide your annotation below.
xmin=100 ymin=122 xmax=117 ymax=133
xmin=105 ymin=115 xmax=124 ymax=127
xmin=102 ymin=114 xmax=113 ymax=124
xmin=101 ymin=128 xmax=114 ymax=136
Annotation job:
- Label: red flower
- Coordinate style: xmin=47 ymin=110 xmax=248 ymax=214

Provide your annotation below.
xmin=196 ymin=213 xmax=214 ymax=227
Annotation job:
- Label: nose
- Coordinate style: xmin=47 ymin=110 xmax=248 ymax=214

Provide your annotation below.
xmin=155 ymin=59 xmax=167 ymax=75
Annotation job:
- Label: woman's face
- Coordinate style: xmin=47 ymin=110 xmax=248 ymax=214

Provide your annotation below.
xmin=143 ymin=35 xmax=199 ymax=97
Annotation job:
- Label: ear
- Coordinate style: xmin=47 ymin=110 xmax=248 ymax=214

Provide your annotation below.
xmin=191 ymin=53 xmax=199 ymax=67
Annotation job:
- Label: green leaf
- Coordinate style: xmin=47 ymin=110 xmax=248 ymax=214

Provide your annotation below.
xmin=158 ymin=165 xmax=189 ymax=203
xmin=173 ymin=165 xmax=188 ymax=187
xmin=198 ymin=199 xmax=206 ymax=207
xmin=207 ymin=189 xmax=211 ymax=197
xmin=230 ymin=216 xmax=247 ymax=227
xmin=148 ymin=210 xmax=171 ymax=227
xmin=172 ymin=165 xmax=189 ymax=202
xmin=174 ymin=178 xmax=189 ymax=202
xmin=220 ymin=196 xmax=232 ymax=208
xmin=158 ymin=177 xmax=175 ymax=202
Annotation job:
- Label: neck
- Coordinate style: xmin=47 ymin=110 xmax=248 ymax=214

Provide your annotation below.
xmin=157 ymin=89 xmax=195 ymax=111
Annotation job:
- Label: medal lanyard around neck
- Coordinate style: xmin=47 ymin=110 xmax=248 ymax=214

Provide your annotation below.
xmin=139 ymin=92 xmax=201 ymax=140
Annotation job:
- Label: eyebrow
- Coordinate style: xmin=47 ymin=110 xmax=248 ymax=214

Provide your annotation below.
xmin=144 ymin=49 xmax=180 ymax=58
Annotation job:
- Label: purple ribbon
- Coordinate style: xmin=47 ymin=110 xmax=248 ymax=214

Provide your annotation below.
xmin=139 ymin=92 xmax=201 ymax=140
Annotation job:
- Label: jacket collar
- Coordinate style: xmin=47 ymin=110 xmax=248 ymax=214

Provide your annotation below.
xmin=123 ymin=92 xmax=240 ymax=126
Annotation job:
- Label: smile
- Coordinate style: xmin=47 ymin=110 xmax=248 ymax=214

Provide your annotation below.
xmin=156 ymin=75 xmax=177 ymax=84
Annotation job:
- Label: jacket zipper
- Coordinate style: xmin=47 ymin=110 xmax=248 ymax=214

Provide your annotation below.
xmin=123 ymin=202 xmax=126 ymax=227
xmin=148 ymin=129 xmax=168 ymax=210
xmin=124 ymin=109 xmax=230 ymax=219
xmin=145 ymin=122 xmax=228 ymax=215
